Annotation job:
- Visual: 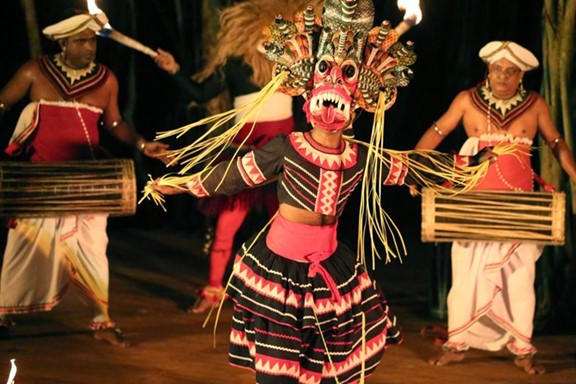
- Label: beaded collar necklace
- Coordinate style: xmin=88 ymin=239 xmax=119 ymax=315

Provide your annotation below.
xmin=470 ymin=82 xmax=537 ymax=131
xmin=475 ymin=83 xmax=535 ymax=191
xmin=38 ymin=54 xmax=108 ymax=100
xmin=54 ymin=53 xmax=96 ymax=85
xmin=480 ymin=84 xmax=526 ymax=118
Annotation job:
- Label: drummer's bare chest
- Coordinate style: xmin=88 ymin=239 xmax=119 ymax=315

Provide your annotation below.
xmin=462 ymin=105 xmax=538 ymax=139
xmin=30 ymin=73 xmax=108 ymax=110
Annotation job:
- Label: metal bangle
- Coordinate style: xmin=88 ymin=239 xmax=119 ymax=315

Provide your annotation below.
xmin=137 ymin=138 xmax=147 ymax=151
xmin=550 ymin=136 xmax=562 ymax=148
xmin=433 ymin=122 xmax=444 ymax=136
xmin=109 ymin=119 xmax=122 ymax=129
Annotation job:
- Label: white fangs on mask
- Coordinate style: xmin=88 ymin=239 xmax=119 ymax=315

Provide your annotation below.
xmin=310 ymin=91 xmax=350 ymax=118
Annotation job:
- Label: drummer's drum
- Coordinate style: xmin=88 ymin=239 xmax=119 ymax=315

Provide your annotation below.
xmin=0 ymin=159 xmax=136 ymax=217
xmin=421 ymin=188 xmax=566 ymax=245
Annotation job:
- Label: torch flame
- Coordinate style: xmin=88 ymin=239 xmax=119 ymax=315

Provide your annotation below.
xmin=85 ymin=0 xmax=157 ymax=57
xmin=86 ymin=0 xmax=111 ymax=28
xmin=397 ymin=0 xmax=422 ymax=24
xmin=87 ymin=0 xmax=102 ymax=15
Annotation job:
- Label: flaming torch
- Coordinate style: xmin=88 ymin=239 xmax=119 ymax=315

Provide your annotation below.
xmin=394 ymin=0 xmax=422 ymax=37
xmin=87 ymin=0 xmax=158 ymax=58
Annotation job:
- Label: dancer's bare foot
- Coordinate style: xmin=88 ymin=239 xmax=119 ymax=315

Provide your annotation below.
xmin=514 ymin=355 xmax=545 ymax=374
xmin=428 ymin=349 xmax=465 ymax=366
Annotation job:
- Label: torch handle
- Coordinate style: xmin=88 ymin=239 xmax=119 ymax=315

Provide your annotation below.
xmin=105 ymin=29 xmax=158 ymax=58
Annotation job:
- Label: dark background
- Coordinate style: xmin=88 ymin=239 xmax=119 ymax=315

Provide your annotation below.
xmin=0 ymin=0 xmax=546 ymax=225
xmin=0 ymin=0 xmax=545 ymax=147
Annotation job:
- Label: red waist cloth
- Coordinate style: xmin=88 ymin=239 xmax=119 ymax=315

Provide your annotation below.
xmin=7 ymin=102 xmax=101 ymax=162
xmin=474 ymin=140 xmax=533 ymax=191
xmin=266 ymin=214 xmax=341 ymax=301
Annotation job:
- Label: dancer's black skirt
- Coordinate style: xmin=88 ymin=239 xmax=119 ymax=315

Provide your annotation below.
xmin=227 ymin=233 xmax=402 ymax=384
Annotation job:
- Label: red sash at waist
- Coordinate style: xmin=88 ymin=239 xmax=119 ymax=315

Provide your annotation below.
xmin=266 ymin=214 xmax=341 ymax=301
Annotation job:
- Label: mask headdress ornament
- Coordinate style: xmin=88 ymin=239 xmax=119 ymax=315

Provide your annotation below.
xmin=263 ymin=6 xmax=319 ymax=96
xmin=264 ymin=0 xmax=417 ymax=132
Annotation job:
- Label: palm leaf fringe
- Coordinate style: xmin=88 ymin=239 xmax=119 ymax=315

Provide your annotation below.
xmin=352 ymin=91 xmax=517 ymax=266
xmin=139 ymin=71 xmax=289 ymax=210
xmin=156 ymin=70 xmax=288 ymax=174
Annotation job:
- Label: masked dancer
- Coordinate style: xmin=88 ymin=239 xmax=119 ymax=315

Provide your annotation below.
xmin=147 ymin=0 xmax=496 ymax=382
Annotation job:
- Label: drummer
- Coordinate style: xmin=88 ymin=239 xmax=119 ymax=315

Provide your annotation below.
xmin=412 ymin=41 xmax=576 ymax=373
xmin=0 ymin=9 xmax=169 ymax=345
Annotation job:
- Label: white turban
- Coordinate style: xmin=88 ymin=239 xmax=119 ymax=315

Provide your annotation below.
xmin=42 ymin=13 xmax=109 ymax=40
xmin=478 ymin=41 xmax=539 ymax=72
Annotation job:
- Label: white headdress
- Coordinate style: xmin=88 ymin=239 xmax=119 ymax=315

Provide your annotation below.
xmin=478 ymin=41 xmax=539 ymax=72
xmin=42 ymin=13 xmax=108 ymax=40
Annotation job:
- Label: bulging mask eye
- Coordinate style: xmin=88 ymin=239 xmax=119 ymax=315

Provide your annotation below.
xmin=318 ymin=60 xmax=328 ymax=74
xmin=343 ymin=65 xmax=356 ymax=79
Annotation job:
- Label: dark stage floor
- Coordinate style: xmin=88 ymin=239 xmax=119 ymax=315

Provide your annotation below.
xmin=1 ymin=218 xmax=575 ymax=384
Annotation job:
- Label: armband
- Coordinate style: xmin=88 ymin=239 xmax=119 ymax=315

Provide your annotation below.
xmin=109 ymin=119 xmax=122 ymax=129
xmin=433 ymin=122 xmax=444 ymax=136
xmin=136 ymin=137 xmax=147 ymax=151
xmin=549 ymin=136 xmax=562 ymax=149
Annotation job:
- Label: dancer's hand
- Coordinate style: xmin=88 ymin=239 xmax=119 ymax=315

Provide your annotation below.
xmin=471 ymin=146 xmax=498 ymax=166
xmin=147 ymin=178 xmax=187 ymax=195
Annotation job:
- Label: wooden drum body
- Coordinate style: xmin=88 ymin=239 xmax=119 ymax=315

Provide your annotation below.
xmin=421 ymin=188 xmax=566 ymax=245
xmin=0 ymin=160 xmax=136 ymax=217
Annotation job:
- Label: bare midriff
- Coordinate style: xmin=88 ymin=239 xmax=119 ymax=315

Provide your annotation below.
xmin=278 ymin=203 xmax=338 ymax=226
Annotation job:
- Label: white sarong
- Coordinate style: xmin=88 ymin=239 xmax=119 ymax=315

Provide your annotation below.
xmin=444 ymin=135 xmax=542 ymax=355
xmin=447 ymin=241 xmax=542 ymax=354
xmin=1 ymin=99 xmax=112 ymax=326
xmin=0 ymin=215 xmax=110 ymax=319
